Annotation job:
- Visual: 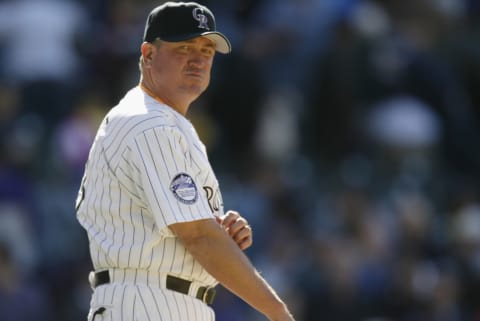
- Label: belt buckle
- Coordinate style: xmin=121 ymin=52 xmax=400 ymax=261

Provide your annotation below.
xmin=88 ymin=271 xmax=96 ymax=289
xmin=201 ymin=287 xmax=216 ymax=304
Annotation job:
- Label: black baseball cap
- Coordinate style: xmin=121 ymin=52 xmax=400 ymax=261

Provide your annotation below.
xmin=143 ymin=2 xmax=232 ymax=54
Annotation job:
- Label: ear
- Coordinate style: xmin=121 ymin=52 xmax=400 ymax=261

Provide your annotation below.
xmin=141 ymin=42 xmax=155 ymax=66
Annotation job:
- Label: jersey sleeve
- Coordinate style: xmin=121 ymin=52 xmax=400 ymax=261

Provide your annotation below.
xmin=130 ymin=125 xmax=215 ymax=231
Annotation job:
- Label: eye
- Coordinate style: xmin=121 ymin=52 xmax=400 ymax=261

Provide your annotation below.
xmin=177 ymin=45 xmax=190 ymax=53
xmin=202 ymin=47 xmax=215 ymax=57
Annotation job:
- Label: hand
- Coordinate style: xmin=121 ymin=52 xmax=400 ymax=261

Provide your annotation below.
xmin=216 ymin=210 xmax=252 ymax=250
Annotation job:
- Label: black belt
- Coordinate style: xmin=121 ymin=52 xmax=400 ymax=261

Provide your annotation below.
xmin=90 ymin=270 xmax=216 ymax=305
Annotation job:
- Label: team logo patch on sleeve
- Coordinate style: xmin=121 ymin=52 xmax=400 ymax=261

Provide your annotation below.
xmin=170 ymin=173 xmax=198 ymax=205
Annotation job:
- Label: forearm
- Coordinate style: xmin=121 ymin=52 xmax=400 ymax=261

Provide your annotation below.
xmin=170 ymin=219 xmax=294 ymax=321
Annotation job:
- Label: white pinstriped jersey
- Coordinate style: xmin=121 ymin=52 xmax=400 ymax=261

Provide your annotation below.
xmin=76 ymin=86 xmax=224 ymax=288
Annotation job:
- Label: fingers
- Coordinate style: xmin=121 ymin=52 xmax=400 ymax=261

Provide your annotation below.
xmin=218 ymin=211 xmax=253 ymax=250
xmin=235 ymin=225 xmax=252 ymax=250
xmin=222 ymin=212 xmax=248 ymax=239
xmin=220 ymin=210 xmax=240 ymax=229
xmin=226 ymin=217 xmax=248 ymax=237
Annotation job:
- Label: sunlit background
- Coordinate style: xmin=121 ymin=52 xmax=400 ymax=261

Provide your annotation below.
xmin=1 ymin=0 xmax=480 ymax=320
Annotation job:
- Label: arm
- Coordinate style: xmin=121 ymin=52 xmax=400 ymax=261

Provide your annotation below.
xmin=169 ymin=218 xmax=295 ymax=321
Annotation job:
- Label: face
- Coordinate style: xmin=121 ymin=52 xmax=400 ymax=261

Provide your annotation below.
xmin=143 ymin=36 xmax=216 ymax=105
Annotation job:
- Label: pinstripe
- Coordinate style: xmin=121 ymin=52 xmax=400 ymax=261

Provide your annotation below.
xmin=109 ymin=284 xmax=117 ymax=306
xmin=101 ymin=284 xmax=107 ymax=304
xmin=105 ymin=179 xmax=115 ymax=261
xmin=98 ymin=165 xmax=107 ymax=265
xmin=137 ymin=208 xmax=146 ymax=267
xmin=127 ymin=199 xmax=135 ymax=266
xmin=180 ymin=245 xmax=188 ymax=274
xmin=145 ymin=222 xmax=156 ymax=270
xmin=91 ymin=162 xmax=101 ymax=266
xmin=132 ymin=288 xmax=136 ymax=321
xmin=170 ymin=237 xmax=178 ymax=271
xmin=116 ymin=195 xmax=126 ymax=264
xmin=120 ymin=285 xmax=127 ymax=321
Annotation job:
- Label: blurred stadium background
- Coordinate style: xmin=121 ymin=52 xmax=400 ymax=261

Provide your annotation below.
xmin=1 ymin=0 xmax=480 ymax=320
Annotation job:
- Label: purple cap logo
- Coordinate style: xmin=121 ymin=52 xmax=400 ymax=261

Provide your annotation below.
xmin=192 ymin=7 xmax=210 ymax=30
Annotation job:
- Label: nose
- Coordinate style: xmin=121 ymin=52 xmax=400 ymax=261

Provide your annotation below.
xmin=188 ymin=47 xmax=212 ymax=68
xmin=188 ymin=53 xmax=208 ymax=69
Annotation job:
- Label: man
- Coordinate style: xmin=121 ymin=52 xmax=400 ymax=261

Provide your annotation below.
xmin=75 ymin=2 xmax=296 ymax=321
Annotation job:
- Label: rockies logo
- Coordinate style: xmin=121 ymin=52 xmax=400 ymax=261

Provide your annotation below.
xmin=170 ymin=173 xmax=198 ymax=205
xmin=192 ymin=8 xmax=209 ymax=30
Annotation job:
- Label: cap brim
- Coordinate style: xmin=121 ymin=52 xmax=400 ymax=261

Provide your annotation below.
xmin=202 ymin=32 xmax=231 ymax=54
xmin=159 ymin=31 xmax=231 ymax=54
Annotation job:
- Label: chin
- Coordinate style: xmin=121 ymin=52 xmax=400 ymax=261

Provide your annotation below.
xmin=179 ymin=85 xmax=206 ymax=99
xmin=183 ymin=81 xmax=209 ymax=93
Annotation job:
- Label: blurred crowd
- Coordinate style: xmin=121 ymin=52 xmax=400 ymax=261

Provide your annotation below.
xmin=1 ymin=0 xmax=480 ymax=320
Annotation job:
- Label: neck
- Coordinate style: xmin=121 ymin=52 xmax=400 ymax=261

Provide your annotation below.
xmin=139 ymin=80 xmax=190 ymax=116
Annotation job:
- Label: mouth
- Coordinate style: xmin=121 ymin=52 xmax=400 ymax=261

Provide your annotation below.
xmin=185 ymin=69 xmax=204 ymax=79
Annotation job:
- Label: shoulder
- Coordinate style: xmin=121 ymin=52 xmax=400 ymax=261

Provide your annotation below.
xmin=100 ymin=87 xmax=187 ymax=159
xmin=109 ymin=87 xmax=179 ymax=133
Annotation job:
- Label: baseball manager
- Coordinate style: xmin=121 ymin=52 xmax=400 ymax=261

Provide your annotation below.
xmin=75 ymin=2 xmax=296 ymax=321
